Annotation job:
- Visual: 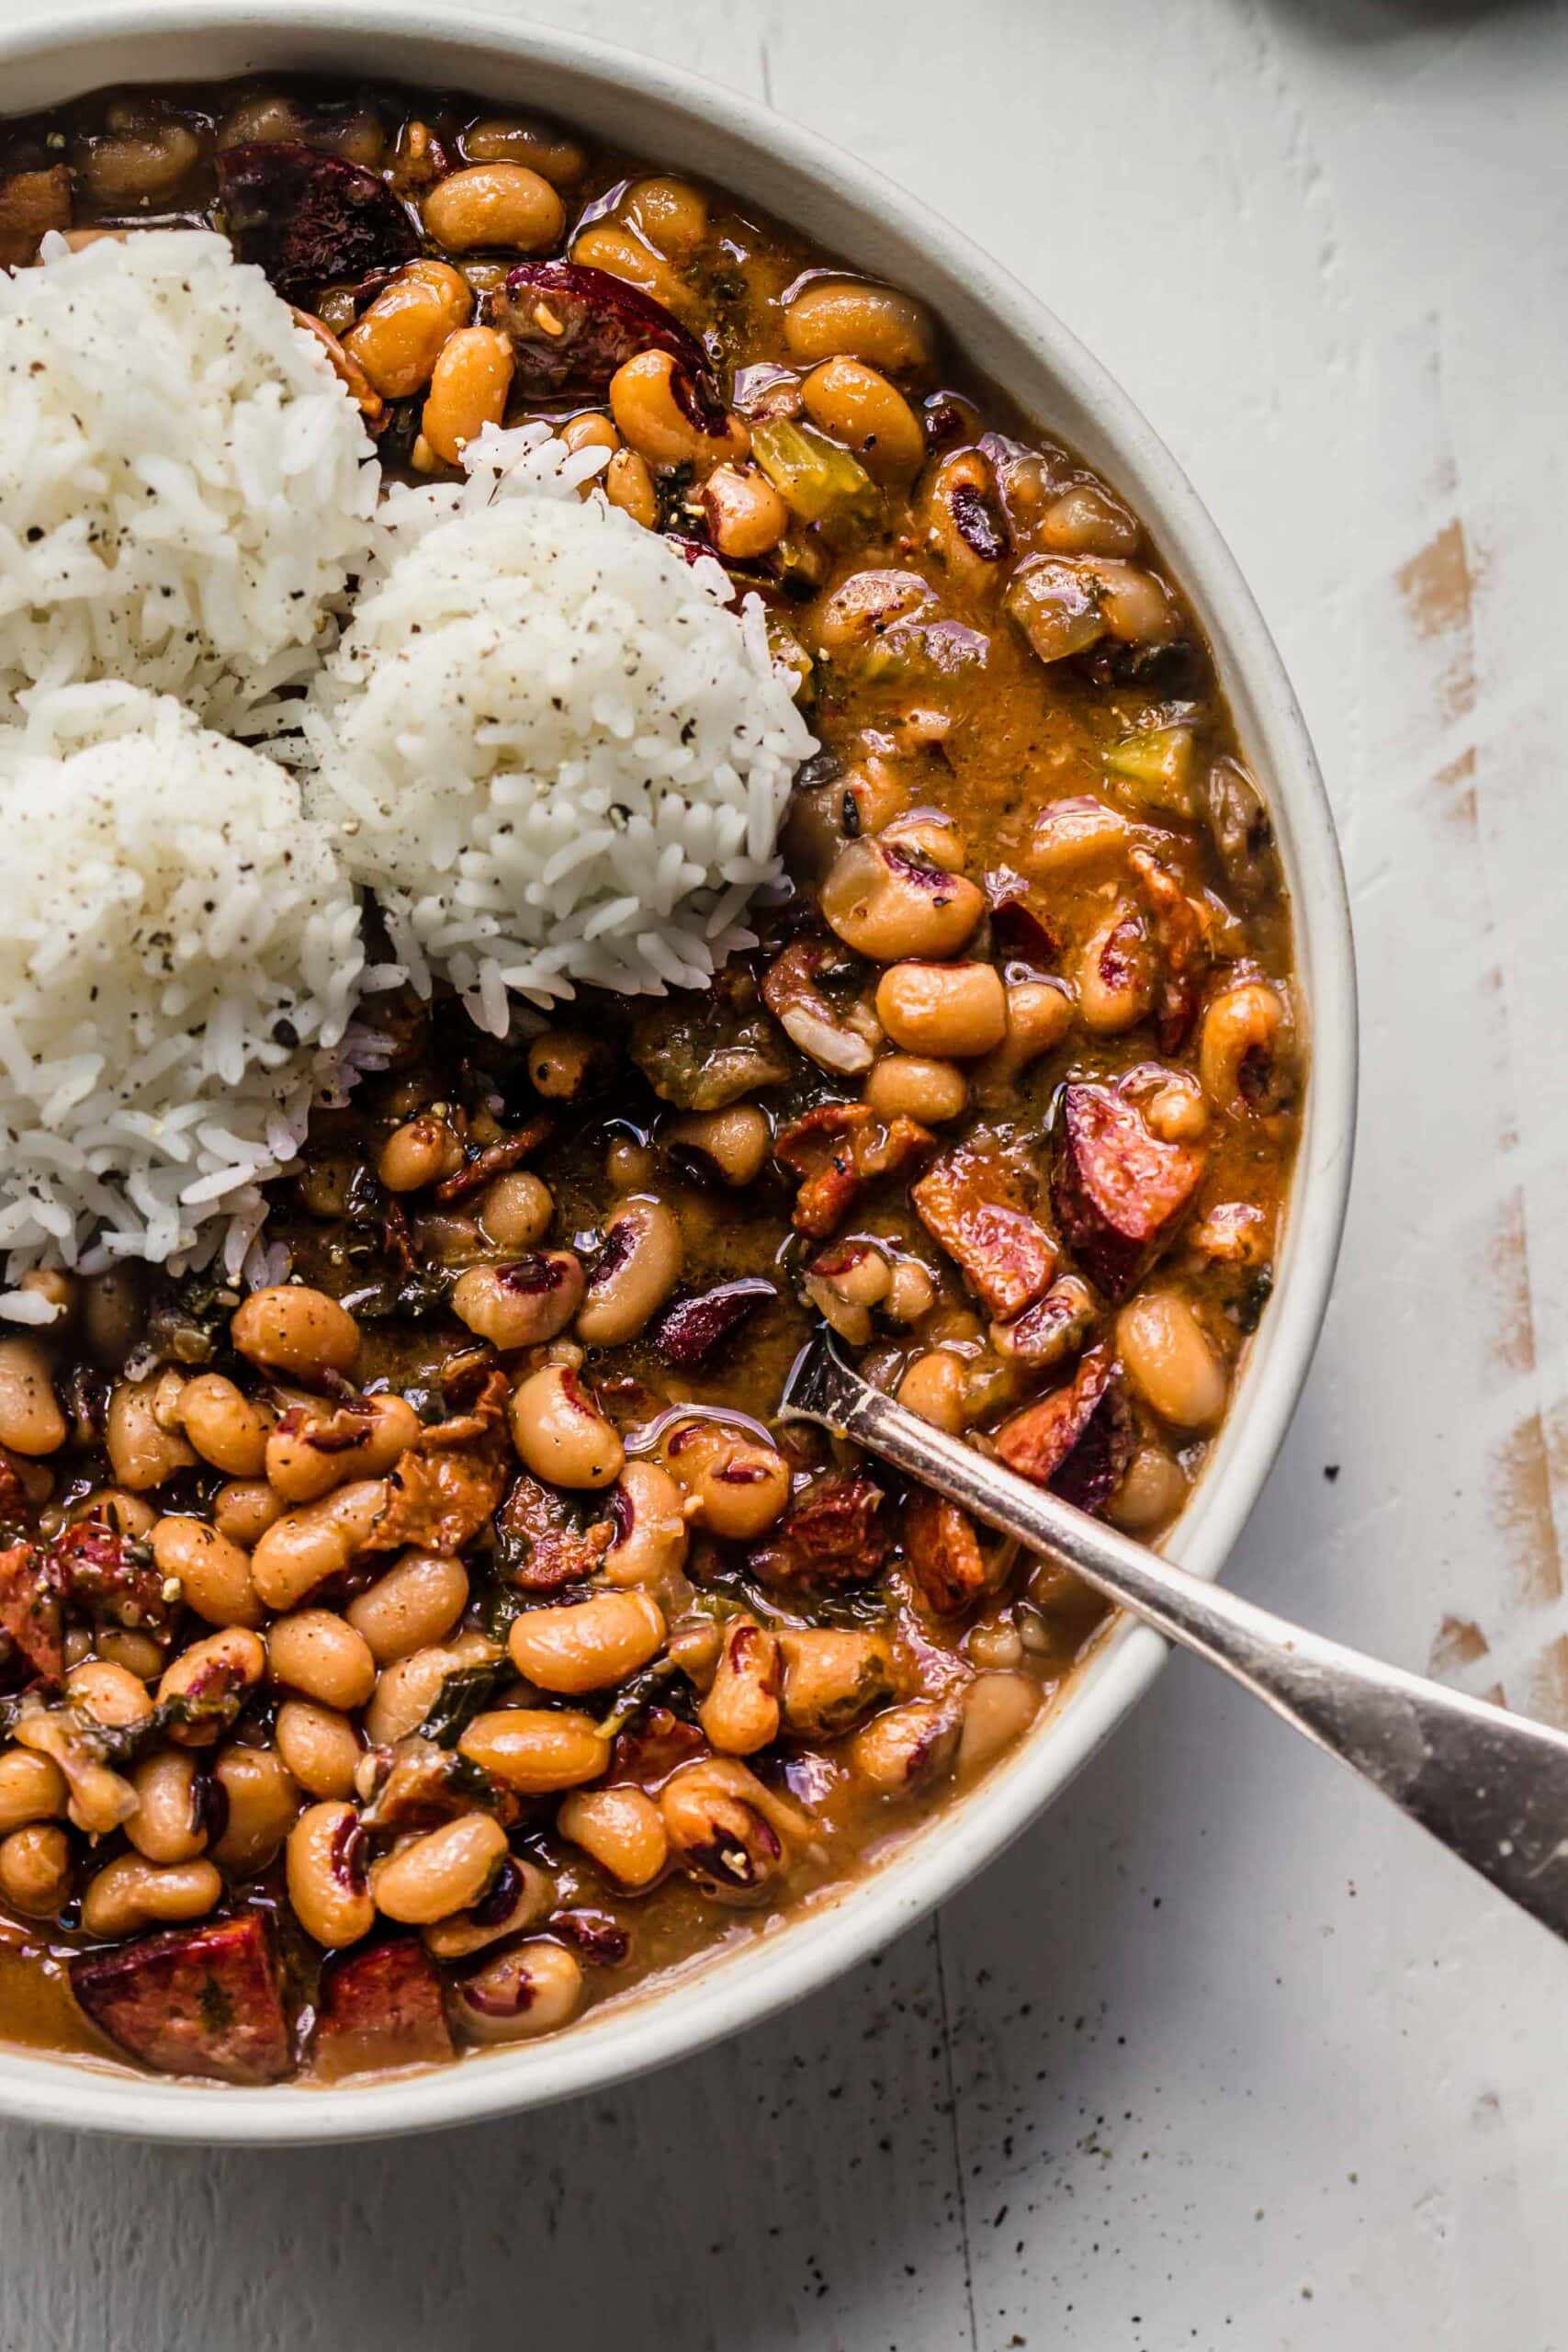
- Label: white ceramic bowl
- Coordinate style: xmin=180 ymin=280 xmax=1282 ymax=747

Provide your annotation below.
xmin=0 ymin=0 xmax=1357 ymax=2143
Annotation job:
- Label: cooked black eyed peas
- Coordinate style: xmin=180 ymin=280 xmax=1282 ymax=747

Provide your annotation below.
xmin=0 ymin=1824 xmax=72 ymax=1920
xmin=576 ymin=1199 xmax=682 ymax=1346
xmin=453 ymin=1939 xmax=584 ymax=2044
xmin=125 ymin=1749 xmax=209 ymax=1865
xmin=152 ymin=1516 xmax=265 ymax=1631
xmin=555 ymin=1786 xmax=669 ymax=1889
xmin=507 ymin=1589 xmax=666 ymax=1695
xmin=81 ymin=1854 xmax=222 ymax=1940
xmin=509 ymin=1363 xmax=625 ymax=1489
xmin=231 ymin=1284 xmax=360 ymax=1385
xmin=664 ymin=1422 xmax=791 ymax=1540
xmin=453 ymin=1251 xmax=585 ymax=1350
xmin=0 ymin=72 xmax=1295 ymax=2086
xmin=0 ymin=1339 xmax=66 ymax=1457
xmin=287 ymin=1802 xmax=375 ymax=1949
xmin=370 ymin=1813 xmax=509 ymax=1925
xmin=345 ymin=1551 xmax=469 ymax=1664
xmin=276 ymin=1700 xmax=362 ymax=1801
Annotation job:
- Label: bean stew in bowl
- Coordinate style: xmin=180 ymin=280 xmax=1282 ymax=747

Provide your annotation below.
xmin=0 ymin=16 xmax=1348 ymax=2131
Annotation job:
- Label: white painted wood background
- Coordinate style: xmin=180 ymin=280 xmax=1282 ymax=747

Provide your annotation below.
xmin=5 ymin=0 xmax=1568 ymax=2343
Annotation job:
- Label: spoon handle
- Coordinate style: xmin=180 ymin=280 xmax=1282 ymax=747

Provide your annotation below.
xmin=781 ymin=1336 xmax=1568 ymax=1943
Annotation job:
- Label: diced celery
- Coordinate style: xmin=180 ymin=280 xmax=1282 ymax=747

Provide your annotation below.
xmin=750 ymin=417 xmax=881 ymax=535
xmin=1103 ymin=724 xmax=1195 ymax=815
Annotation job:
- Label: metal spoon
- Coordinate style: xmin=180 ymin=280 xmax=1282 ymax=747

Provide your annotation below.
xmin=780 ymin=1333 xmax=1568 ymax=1943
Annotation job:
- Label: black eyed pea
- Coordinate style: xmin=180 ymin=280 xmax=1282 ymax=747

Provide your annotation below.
xmin=370 ymin=1812 xmax=510 ymax=1926
xmin=660 ymin=1758 xmax=791 ymax=1904
xmin=874 ymin=961 xmax=1009 ymax=1057
xmin=1041 ymin=481 xmax=1141 ymax=558
xmin=423 ymin=1853 xmax=555 ymax=1958
xmin=974 ymin=980 xmax=1075 ymax=1095
xmin=478 ymin=1170 xmax=554 ymax=1251
xmin=603 ymin=1461 xmax=690 ymax=1590
xmin=155 ymin=1627 xmax=266 ymax=1747
xmin=604 ymin=447 xmax=660 ymax=529
xmin=209 ymin=1744 xmax=299 ymax=1873
xmin=571 ymin=220 xmax=692 ymax=317
xmin=777 ymin=1628 xmax=895 ymax=1738
xmin=362 ymin=1639 xmax=492 ymax=1748
xmin=265 ymin=1393 xmax=423 ymax=1508
xmin=507 ymin=1589 xmax=666 ymax=1696
xmin=1077 ymin=905 xmax=1155 ymax=1035
xmin=577 ymin=1199 xmax=683 ymax=1347
xmin=71 ymin=1487 xmax=156 ymax=1544
xmin=0 ymin=1823 xmax=71 ymax=1919
xmin=105 ymin=1374 xmax=196 ymax=1491
xmin=423 ymin=161 xmax=565 ymax=254
xmin=663 ymin=1104 xmax=771 ymax=1189
xmin=275 ymin=1700 xmax=362 ymax=1802
xmin=152 ymin=1516 xmax=264 ymax=1631
xmin=76 ymin=113 xmax=202 ymax=206
xmin=342 ymin=260 xmax=473 ymax=401
xmin=1116 ymin=1293 xmax=1229 ymax=1431
xmin=82 ymin=1264 xmax=146 ymax=1370
xmin=81 ymin=1853 xmax=222 ymax=1940
xmin=176 ymin=1373 xmax=273 ymax=1479
xmin=1024 ymin=794 xmax=1133 ymax=879
xmin=819 ymin=836 xmax=986 ymax=963
xmin=66 ymin=1659 xmax=153 ymax=1732
xmin=665 ymin=1421 xmax=792 ymax=1542
xmin=286 ymin=1800 xmax=374 ymax=1949
xmin=453 ymin=1252 xmax=584 ymax=1351
xmin=377 ymin=1111 xmax=467 ymax=1193
xmin=556 ymin=1787 xmax=669 ymax=1890
xmin=620 ymin=175 xmax=710 ymax=262
xmin=851 ymin=1699 xmax=962 ymax=1793
xmin=702 ymin=463 xmax=789 ymax=560
xmin=783 ymin=277 xmax=936 ymax=376
xmin=604 ymin=1136 xmax=655 ymax=1193
xmin=457 ymin=1708 xmax=611 ymax=1795
xmin=463 ymin=116 xmax=588 ymax=187
xmin=0 ymin=1340 xmax=66 ymax=1460
xmin=608 ymin=349 xmax=749 ymax=475
xmin=1143 ymin=1077 xmax=1210 ymax=1146
xmin=697 ymin=1618 xmax=781 ymax=1756
xmin=558 ymin=410 xmax=619 ymax=458
xmin=800 ymin=357 xmax=925 ymax=483
xmin=865 ymin=1053 xmax=969 ymax=1125
xmin=0 ymin=1750 xmax=68 ymax=1832
xmin=212 ymin=1479 xmax=284 ymax=1548
xmin=803 ymin=1239 xmax=891 ymax=1347
xmin=346 ymin=1551 xmax=470 ymax=1665
xmin=125 ymin=1748 xmax=208 ymax=1864
xmin=423 ymin=323 xmax=516 ymax=466
xmin=265 ymin=1611 xmax=378 ymax=1713
xmin=884 ymin=1258 xmax=938 ymax=1325
xmin=250 ymin=1479 xmax=389 ymax=1612
xmin=1085 ymin=558 xmax=1178 ymax=646
xmin=12 ymin=1713 xmax=136 ymax=1838
xmin=1106 ymin=1442 xmax=1190 ymax=1535
xmin=509 ymin=1364 xmax=625 ymax=1491
xmin=231 ymin=1284 xmax=360 ymax=1387
xmin=452 ymin=1937 xmax=584 ymax=2044
xmin=957 ymin=1671 xmax=1042 ymax=1775
xmin=1199 ymin=979 xmax=1288 ymax=1114
xmin=895 ymin=1350 xmax=968 ymax=1434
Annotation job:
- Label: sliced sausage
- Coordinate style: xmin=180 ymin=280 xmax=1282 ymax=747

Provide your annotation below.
xmin=1050 ymin=1083 xmax=1204 ymax=1301
xmin=911 ymin=1147 xmax=1057 ymax=1320
xmin=69 ymin=1911 xmax=293 ymax=2086
xmin=994 ymin=1347 xmax=1134 ymax=1515
xmin=311 ymin=1936 xmax=454 ymax=2081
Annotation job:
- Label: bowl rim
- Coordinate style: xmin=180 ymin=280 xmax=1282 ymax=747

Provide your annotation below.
xmin=0 ymin=0 xmax=1358 ymax=2145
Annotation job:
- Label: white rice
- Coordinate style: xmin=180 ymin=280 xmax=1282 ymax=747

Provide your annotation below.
xmin=0 ymin=230 xmax=379 ymax=733
xmin=301 ymin=424 xmax=817 ymax=1032
xmin=0 ymin=684 xmax=368 ymax=1317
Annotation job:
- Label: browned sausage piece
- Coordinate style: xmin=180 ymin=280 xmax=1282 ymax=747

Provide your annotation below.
xmin=1050 ymin=1083 xmax=1204 ymax=1302
xmin=311 ymin=1937 xmax=455 ymax=2081
xmin=69 ymin=1912 xmax=293 ymax=2085
xmin=993 ymin=1348 xmax=1134 ymax=1516
xmin=903 ymin=1492 xmax=992 ymax=1617
xmin=910 ymin=1147 xmax=1057 ymax=1321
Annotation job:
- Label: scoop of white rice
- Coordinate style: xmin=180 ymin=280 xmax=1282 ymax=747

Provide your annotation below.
xmin=301 ymin=424 xmax=817 ymax=1032
xmin=0 ymin=230 xmax=379 ymax=732
xmin=0 ymin=684 xmax=368 ymax=1317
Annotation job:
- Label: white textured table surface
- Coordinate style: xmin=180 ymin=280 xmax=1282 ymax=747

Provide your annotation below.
xmin=5 ymin=1 xmax=1568 ymax=2344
